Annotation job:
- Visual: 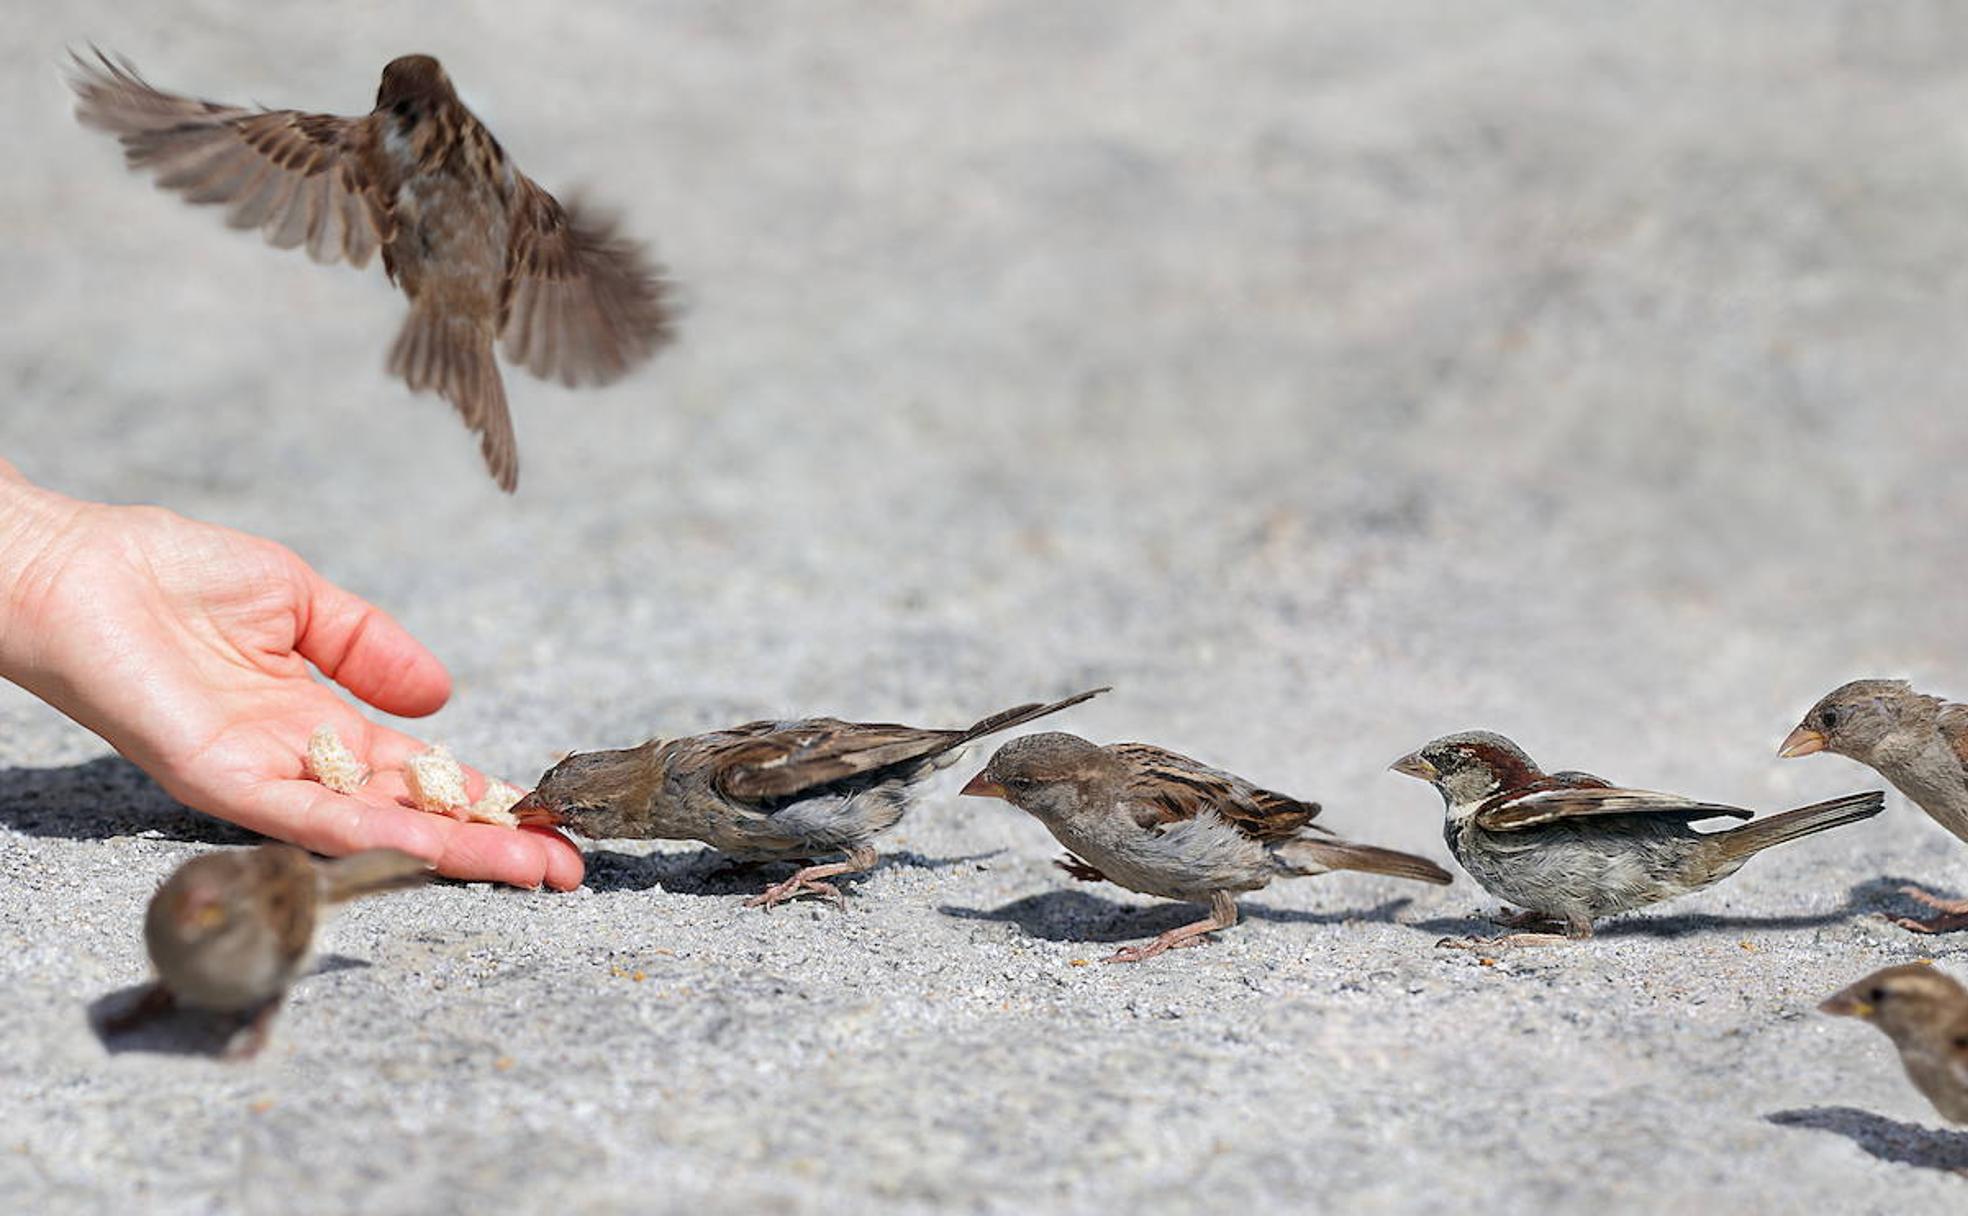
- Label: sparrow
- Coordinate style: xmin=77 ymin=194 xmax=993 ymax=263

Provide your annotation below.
xmin=1391 ymin=731 xmax=1884 ymax=945
xmin=106 ymin=843 xmax=428 ymax=1058
xmin=960 ymin=732 xmax=1453 ymax=963
xmin=1781 ymin=679 xmax=1968 ymax=932
xmin=68 ymin=49 xmax=674 ymax=492
xmin=514 ymin=689 xmax=1109 ymax=908
xmin=1820 ymin=964 xmax=1968 ymax=1124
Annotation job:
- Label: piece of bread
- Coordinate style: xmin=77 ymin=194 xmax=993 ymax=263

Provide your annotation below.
xmin=303 ymin=725 xmax=369 ymax=794
xmin=403 ymin=745 xmax=470 ymax=817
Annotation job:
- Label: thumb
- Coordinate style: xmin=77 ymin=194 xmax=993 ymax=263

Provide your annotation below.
xmin=291 ymin=559 xmax=452 ymax=717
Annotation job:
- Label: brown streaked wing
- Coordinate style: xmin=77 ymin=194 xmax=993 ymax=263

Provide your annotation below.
xmin=1108 ymin=743 xmax=1320 ymax=843
xmin=1473 ymin=786 xmax=1754 ymax=832
xmin=68 ymin=50 xmax=390 ymax=267
xmin=498 ymin=174 xmax=675 ymax=388
xmin=1937 ymin=703 xmax=1968 ymax=779
xmin=249 ymin=846 xmax=322 ymax=965
xmin=712 ymin=719 xmax=962 ymax=803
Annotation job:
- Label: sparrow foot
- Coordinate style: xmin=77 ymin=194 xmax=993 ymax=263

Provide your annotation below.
xmin=221 ymin=997 xmax=283 ymax=1061
xmin=1899 ymin=886 xmax=1968 ymax=914
xmin=1436 ymin=932 xmax=1575 ymax=951
xmin=100 ymin=982 xmax=175 ymax=1036
xmin=1100 ymin=890 xmax=1239 ymax=964
xmin=743 ymin=847 xmax=877 ymax=912
xmin=1891 ymin=912 xmax=1968 ymax=934
xmin=1492 ymin=908 xmax=1563 ymax=931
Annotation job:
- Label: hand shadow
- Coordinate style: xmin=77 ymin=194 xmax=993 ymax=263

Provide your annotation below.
xmin=1410 ymin=876 xmax=1949 ymax=942
xmin=0 ymin=755 xmax=253 ymax=845
xmin=1766 ymin=1106 xmax=1968 ymax=1175
xmin=89 ymin=954 xmax=368 ymax=1057
xmin=940 ymin=888 xmax=1415 ymax=945
xmin=580 ymin=846 xmax=1004 ymax=896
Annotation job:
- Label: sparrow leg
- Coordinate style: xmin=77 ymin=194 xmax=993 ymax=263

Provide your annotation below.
xmin=222 ymin=996 xmax=285 ymax=1061
xmin=744 ymin=845 xmax=879 ymax=910
xmin=1892 ymin=886 xmax=1968 ymax=933
xmin=1102 ymin=891 xmax=1239 ymax=964
xmin=100 ymin=982 xmax=176 ymax=1035
xmin=1439 ymin=912 xmax=1592 ymax=951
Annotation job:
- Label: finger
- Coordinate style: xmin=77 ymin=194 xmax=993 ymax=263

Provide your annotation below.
xmin=288 ymin=558 xmax=452 ymax=718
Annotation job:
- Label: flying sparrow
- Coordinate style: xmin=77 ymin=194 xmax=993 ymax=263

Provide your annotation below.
xmin=106 ymin=843 xmax=428 ymax=1058
xmin=1781 ymin=679 xmax=1968 ymax=932
xmin=1391 ymin=731 xmax=1883 ymax=945
xmin=959 ymin=732 xmax=1453 ymax=963
xmin=1820 ymin=964 xmax=1968 ymax=1124
xmin=69 ymin=50 xmax=674 ymax=492
xmin=513 ymin=689 xmax=1108 ymax=908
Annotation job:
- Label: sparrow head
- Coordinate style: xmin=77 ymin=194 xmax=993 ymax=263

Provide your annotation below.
xmin=1820 ymin=963 xmax=1968 ymax=1046
xmin=143 ymin=849 xmax=284 ymax=963
xmin=1781 ymin=679 xmax=1934 ymax=762
xmin=961 ymin=732 xmax=1117 ymax=824
xmin=1390 ymin=731 xmax=1546 ymax=812
xmin=376 ymin=54 xmax=457 ymax=117
xmin=512 ymin=742 xmax=662 ymax=839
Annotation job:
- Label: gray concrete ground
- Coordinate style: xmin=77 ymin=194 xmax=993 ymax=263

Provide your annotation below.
xmin=6 ymin=2 xmax=1968 ymax=1211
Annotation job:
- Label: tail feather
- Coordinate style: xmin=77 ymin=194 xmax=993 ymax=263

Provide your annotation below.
xmin=318 ymin=849 xmax=431 ymax=904
xmin=1275 ymin=837 xmax=1454 ymax=886
xmin=957 ymin=687 xmax=1110 ymax=745
xmin=1711 ymin=791 xmax=1884 ymax=861
xmin=388 ymin=305 xmax=518 ymax=492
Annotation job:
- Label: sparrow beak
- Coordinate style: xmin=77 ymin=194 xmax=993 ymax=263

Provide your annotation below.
xmin=960 ymin=771 xmax=1008 ymax=800
xmin=1778 ymin=725 xmax=1828 ymax=759
xmin=511 ymin=792 xmax=560 ymax=827
xmin=1389 ymin=752 xmax=1437 ymax=781
xmin=1818 ymin=990 xmax=1873 ymax=1019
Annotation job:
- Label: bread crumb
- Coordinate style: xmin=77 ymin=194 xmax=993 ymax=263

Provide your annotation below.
xmin=303 ymin=725 xmax=368 ymax=794
xmin=468 ymin=779 xmax=525 ymax=828
xmin=403 ymin=746 xmax=470 ymax=816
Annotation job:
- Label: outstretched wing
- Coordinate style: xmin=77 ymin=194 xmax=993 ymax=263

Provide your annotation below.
xmin=1474 ymin=786 xmax=1754 ymax=832
xmin=710 ymin=719 xmax=961 ymax=804
xmin=1108 ymin=743 xmax=1319 ymax=843
xmin=69 ymin=49 xmax=388 ymax=267
xmin=498 ymin=174 xmax=675 ymax=388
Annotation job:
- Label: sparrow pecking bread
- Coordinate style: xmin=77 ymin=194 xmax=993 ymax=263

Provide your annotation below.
xmin=69 ymin=50 xmax=674 ymax=492
xmin=1820 ymin=964 xmax=1968 ymax=1123
xmin=1391 ymin=731 xmax=1883 ymax=945
xmin=960 ymin=732 xmax=1453 ymax=963
xmin=514 ymin=689 xmax=1107 ymax=908
xmin=1781 ymin=679 xmax=1968 ymax=931
xmin=107 ymin=843 xmax=428 ymax=1058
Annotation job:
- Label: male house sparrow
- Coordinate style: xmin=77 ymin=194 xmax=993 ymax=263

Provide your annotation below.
xmin=1781 ymin=679 xmax=1968 ymax=932
xmin=1820 ymin=964 xmax=1968 ymax=1124
xmin=108 ymin=844 xmax=428 ymax=1058
xmin=69 ymin=50 xmax=674 ymax=491
xmin=1391 ymin=731 xmax=1883 ymax=944
xmin=514 ymin=689 xmax=1107 ymax=908
xmin=960 ymin=732 xmax=1453 ymax=963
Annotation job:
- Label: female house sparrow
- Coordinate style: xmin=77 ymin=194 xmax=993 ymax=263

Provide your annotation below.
xmin=1820 ymin=964 xmax=1968 ymax=1123
xmin=1781 ymin=680 xmax=1968 ymax=932
xmin=69 ymin=50 xmax=674 ymax=492
xmin=959 ymin=732 xmax=1453 ymax=964
xmin=109 ymin=844 xmax=428 ymax=1058
xmin=1391 ymin=731 xmax=1883 ymax=944
xmin=513 ymin=690 xmax=1108 ymax=908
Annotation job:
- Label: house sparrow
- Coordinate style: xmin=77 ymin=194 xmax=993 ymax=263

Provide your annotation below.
xmin=106 ymin=844 xmax=428 ymax=1058
xmin=69 ymin=50 xmax=674 ymax=492
xmin=959 ymin=732 xmax=1453 ymax=963
xmin=1391 ymin=731 xmax=1883 ymax=945
xmin=1820 ymin=964 xmax=1968 ymax=1123
xmin=1781 ymin=679 xmax=1968 ymax=932
xmin=514 ymin=689 xmax=1108 ymax=908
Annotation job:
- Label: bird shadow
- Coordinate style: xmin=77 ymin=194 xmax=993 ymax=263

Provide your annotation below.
xmin=1410 ymin=876 xmax=1964 ymax=943
xmin=1766 ymin=1106 xmax=1968 ymax=1175
xmin=580 ymin=847 xmax=1004 ymax=897
xmin=89 ymin=954 xmax=368 ymax=1058
xmin=0 ymin=755 xmax=253 ymax=845
xmin=940 ymin=888 xmax=1415 ymax=945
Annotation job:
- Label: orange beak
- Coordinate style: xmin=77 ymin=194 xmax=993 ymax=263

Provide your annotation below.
xmin=1777 ymin=725 xmax=1828 ymax=759
xmin=960 ymin=771 xmax=1008 ymax=800
xmin=511 ymin=791 xmax=560 ymax=827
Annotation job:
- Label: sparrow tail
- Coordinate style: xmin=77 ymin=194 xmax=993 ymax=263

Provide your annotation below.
xmin=1710 ymin=791 xmax=1884 ymax=861
xmin=318 ymin=849 xmax=431 ymax=904
xmin=388 ymin=306 xmax=519 ymax=492
xmin=1273 ymin=837 xmax=1455 ymax=885
xmin=957 ymin=687 xmax=1111 ymax=745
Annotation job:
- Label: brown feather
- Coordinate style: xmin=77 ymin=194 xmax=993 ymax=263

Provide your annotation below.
xmin=1106 ymin=742 xmax=1320 ymax=843
xmin=1474 ymin=786 xmax=1755 ymax=832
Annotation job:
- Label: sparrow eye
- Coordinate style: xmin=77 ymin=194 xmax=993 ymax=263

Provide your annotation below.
xmin=393 ymin=99 xmax=415 ymax=119
xmin=1868 ymin=986 xmax=1886 ymax=1003
xmin=1004 ymin=776 xmax=1036 ymax=793
xmin=1820 ymin=707 xmax=1840 ymax=730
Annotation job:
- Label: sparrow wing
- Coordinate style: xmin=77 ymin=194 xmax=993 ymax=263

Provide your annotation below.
xmin=251 ymin=846 xmax=323 ymax=965
xmin=498 ymin=174 xmax=675 ymax=388
xmin=712 ymin=719 xmax=961 ymax=804
xmin=68 ymin=50 xmax=389 ymax=267
xmin=1108 ymin=743 xmax=1320 ymax=843
xmin=1936 ymin=703 xmax=1968 ymax=780
xmin=1473 ymin=786 xmax=1754 ymax=832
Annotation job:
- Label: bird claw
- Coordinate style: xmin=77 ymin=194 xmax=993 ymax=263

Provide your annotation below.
xmin=1892 ymin=913 xmax=1968 ymax=935
xmin=744 ymin=877 xmax=845 ymax=911
xmin=1898 ymin=886 xmax=1968 ymax=914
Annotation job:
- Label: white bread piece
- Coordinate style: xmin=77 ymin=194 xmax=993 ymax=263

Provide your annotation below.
xmin=303 ymin=724 xmax=369 ymax=794
xmin=468 ymin=779 xmax=525 ymax=828
xmin=403 ymin=745 xmax=470 ymax=816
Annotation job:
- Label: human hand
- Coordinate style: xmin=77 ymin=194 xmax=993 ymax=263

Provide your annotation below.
xmin=0 ymin=468 xmax=583 ymax=890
